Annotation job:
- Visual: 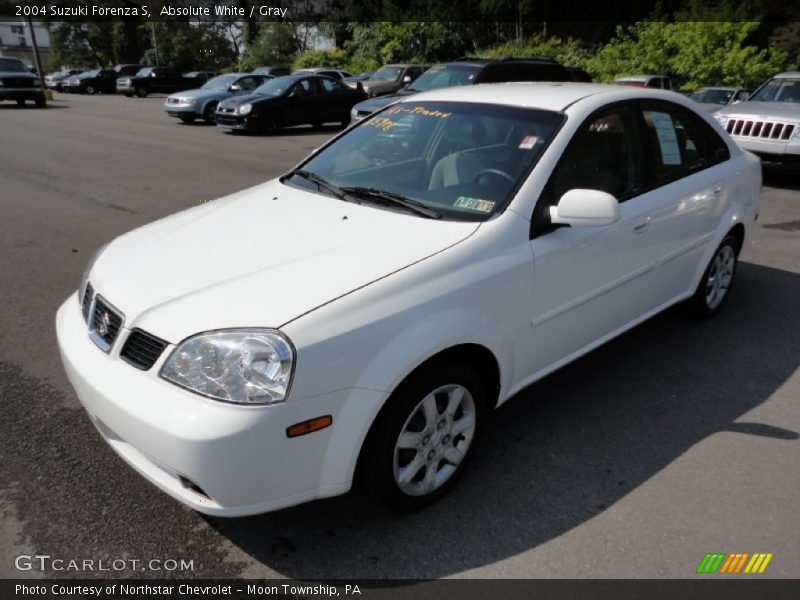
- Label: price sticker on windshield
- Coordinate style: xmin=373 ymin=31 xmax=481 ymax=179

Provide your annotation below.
xmin=518 ymin=135 xmax=539 ymax=149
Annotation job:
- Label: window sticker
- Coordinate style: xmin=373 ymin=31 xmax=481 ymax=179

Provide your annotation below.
xmin=650 ymin=111 xmax=682 ymax=165
xmin=518 ymin=135 xmax=539 ymax=149
xmin=454 ymin=197 xmax=496 ymax=213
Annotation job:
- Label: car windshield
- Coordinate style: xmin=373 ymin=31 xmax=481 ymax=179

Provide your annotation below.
xmin=690 ymin=89 xmax=734 ymax=105
xmin=749 ymin=78 xmax=800 ymax=103
xmin=0 ymin=58 xmax=27 ymax=72
xmin=81 ymin=70 xmax=100 ymax=78
xmin=135 ymin=68 xmax=153 ymax=77
xmin=253 ymin=78 xmax=293 ymax=96
xmin=370 ymin=66 xmax=403 ymax=81
xmin=288 ymin=101 xmax=564 ymax=221
xmin=202 ymin=74 xmax=239 ymax=91
xmin=406 ymin=65 xmax=481 ymax=92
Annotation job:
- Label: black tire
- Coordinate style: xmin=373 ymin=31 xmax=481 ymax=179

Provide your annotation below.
xmin=262 ymin=113 xmax=282 ymax=134
xmin=203 ymin=101 xmax=218 ymax=124
xmin=124 ymin=92 xmax=134 ymax=97
xmin=178 ymin=115 xmax=195 ymax=123
xmin=686 ymin=234 xmax=740 ymax=319
xmin=135 ymin=86 xmax=148 ymax=98
xmin=311 ymin=121 xmax=324 ymax=130
xmin=16 ymin=99 xmax=25 ymax=107
xmin=34 ymin=96 xmax=46 ymax=108
xmin=358 ymin=361 xmax=488 ymax=511
xmin=85 ymin=84 xmax=95 ymax=95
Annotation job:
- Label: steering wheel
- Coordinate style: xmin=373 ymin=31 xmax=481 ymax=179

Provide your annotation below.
xmin=473 ymin=168 xmax=515 ymax=185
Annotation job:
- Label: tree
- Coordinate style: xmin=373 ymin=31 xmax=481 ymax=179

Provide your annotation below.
xmin=239 ymin=23 xmax=301 ymax=70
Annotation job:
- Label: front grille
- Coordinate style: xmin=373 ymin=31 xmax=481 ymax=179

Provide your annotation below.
xmin=1 ymin=77 xmax=36 ymax=88
xmin=81 ymin=282 xmax=94 ymax=322
xmin=89 ymin=296 xmax=124 ymax=352
xmin=726 ymin=118 xmax=796 ymax=141
xmin=120 ymin=329 xmax=168 ymax=370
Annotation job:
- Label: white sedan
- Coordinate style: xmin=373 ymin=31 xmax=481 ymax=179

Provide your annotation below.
xmin=56 ymin=83 xmax=761 ymax=517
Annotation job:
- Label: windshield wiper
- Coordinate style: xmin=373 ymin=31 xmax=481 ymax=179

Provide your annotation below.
xmin=284 ymin=170 xmax=353 ymax=202
xmin=341 ymin=186 xmax=442 ymax=219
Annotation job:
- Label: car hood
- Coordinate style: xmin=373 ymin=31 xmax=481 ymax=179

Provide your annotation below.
xmin=716 ymin=101 xmax=800 ymax=121
xmin=220 ymin=93 xmax=274 ymax=108
xmin=90 ymin=180 xmax=478 ymax=343
xmin=0 ymin=70 xmax=35 ymax=79
xmin=169 ymin=88 xmax=227 ymax=101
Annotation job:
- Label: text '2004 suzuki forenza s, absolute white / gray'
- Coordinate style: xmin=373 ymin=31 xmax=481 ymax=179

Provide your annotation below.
xmin=57 ymin=83 xmax=761 ymax=516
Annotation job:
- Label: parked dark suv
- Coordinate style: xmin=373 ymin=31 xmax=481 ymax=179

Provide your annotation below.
xmin=350 ymin=57 xmax=572 ymax=122
xmin=0 ymin=57 xmax=46 ymax=107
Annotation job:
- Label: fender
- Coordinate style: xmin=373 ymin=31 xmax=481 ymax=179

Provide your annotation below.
xmin=315 ymin=307 xmax=515 ymax=489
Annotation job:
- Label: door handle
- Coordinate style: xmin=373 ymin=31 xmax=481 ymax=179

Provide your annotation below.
xmin=633 ymin=217 xmax=651 ymax=234
xmin=712 ymin=185 xmax=724 ymax=196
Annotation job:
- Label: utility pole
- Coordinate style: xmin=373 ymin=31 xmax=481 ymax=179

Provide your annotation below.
xmin=150 ymin=21 xmax=159 ymax=66
xmin=24 ymin=13 xmax=45 ymax=79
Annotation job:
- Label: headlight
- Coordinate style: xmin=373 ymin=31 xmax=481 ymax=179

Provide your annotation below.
xmin=793 ymin=125 xmax=800 ymax=140
xmin=237 ymin=103 xmax=252 ymax=115
xmin=161 ymin=330 xmax=295 ymax=405
xmin=713 ymin=113 xmax=729 ymax=127
xmin=186 ymin=98 xmax=199 ymax=105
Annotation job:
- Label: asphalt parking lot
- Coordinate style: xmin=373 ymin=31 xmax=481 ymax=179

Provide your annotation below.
xmin=1 ymin=92 xmax=799 ymax=580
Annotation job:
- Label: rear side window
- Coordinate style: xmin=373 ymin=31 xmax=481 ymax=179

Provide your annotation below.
xmin=640 ymin=102 xmax=730 ymax=185
xmin=516 ymin=63 xmax=570 ymax=82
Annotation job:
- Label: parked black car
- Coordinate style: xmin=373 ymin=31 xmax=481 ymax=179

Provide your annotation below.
xmin=350 ymin=57 xmax=573 ymax=122
xmin=0 ymin=57 xmax=46 ymax=107
xmin=113 ymin=64 xmax=151 ymax=77
xmin=117 ymin=67 xmax=208 ymax=97
xmin=215 ymin=74 xmax=367 ymax=133
xmin=64 ymin=68 xmax=119 ymax=94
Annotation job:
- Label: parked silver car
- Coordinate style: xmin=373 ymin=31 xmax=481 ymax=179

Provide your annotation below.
xmin=163 ymin=73 xmax=270 ymax=123
xmin=689 ymin=87 xmax=750 ymax=112
xmin=713 ymin=71 xmax=800 ymax=165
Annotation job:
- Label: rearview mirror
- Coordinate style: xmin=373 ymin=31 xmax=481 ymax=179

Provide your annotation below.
xmin=550 ymin=189 xmax=620 ymax=227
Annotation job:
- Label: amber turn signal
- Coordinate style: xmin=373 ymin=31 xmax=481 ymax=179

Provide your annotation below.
xmin=286 ymin=415 xmax=333 ymax=438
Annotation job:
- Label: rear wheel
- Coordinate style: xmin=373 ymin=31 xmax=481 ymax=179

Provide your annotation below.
xmin=34 ymin=96 xmax=46 ymax=108
xmin=203 ymin=101 xmax=218 ymax=124
xmin=686 ymin=234 xmax=740 ymax=318
xmin=359 ymin=362 xmax=487 ymax=511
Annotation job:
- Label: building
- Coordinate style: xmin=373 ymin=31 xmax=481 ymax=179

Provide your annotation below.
xmin=0 ymin=18 xmax=49 ymax=69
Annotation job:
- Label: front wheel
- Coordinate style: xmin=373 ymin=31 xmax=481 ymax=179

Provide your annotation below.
xmin=359 ymin=362 xmax=487 ymax=511
xmin=135 ymin=86 xmax=148 ymax=98
xmin=686 ymin=234 xmax=740 ymax=318
xmin=203 ymin=101 xmax=218 ymax=124
xmin=85 ymin=84 xmax=95 ymax=95
xmin=178 ymin=115 xmax=195 ymax=123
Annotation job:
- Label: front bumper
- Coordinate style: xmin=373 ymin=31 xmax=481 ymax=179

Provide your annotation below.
xmin=731 ymin=136 xmax=800 ymax=159
xmin=0 ymin=88 xmax=45 ymax=101
xmin=163 ymin=102 xmax=201 ymax=118
xmin=56 ymin=295 xmax=361 ymax=516
xmin=215 ymin=113 xmax=252 ymax=129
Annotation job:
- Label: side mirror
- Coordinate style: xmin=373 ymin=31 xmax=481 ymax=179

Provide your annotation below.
xmin=229 ymin=84 xmax=240 ymax=92
xmin=150 ymin=72 xmax=157 ymax=78
xmin=402 ymin=75 xmax=412 ymax=83
xmin=550 ymin=189 xmax=620 ymax=227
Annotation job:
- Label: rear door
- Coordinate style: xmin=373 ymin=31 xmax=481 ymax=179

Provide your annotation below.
xmin=283 ymin=77 xmax=321 ymax=126
xmin=634 ymin=100 xmax=733 ymax=307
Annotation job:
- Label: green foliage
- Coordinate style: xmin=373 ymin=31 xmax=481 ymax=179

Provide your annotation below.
xmin=584 ymin=2 xmax=790 ymax=89
xmin=292 ymin=48 xmax=350 ymax=70
xmin=478 ymin=35 xmax=592 ymax=67
xmin=238 ymin=23 xmax=300 ymax=70
xmin=345 ymin=22 xmax=473 ymax=66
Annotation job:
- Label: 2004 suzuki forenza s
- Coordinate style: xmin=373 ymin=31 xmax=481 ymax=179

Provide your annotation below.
xmin=57 ymin=83 xmax=761 ymax=516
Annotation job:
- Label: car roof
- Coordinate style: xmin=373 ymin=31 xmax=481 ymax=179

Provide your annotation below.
xmin=694 ymin=86 xmax=741 ymax=91
xmin=616 ymin=75 xmax=666 ymax=80
xmin=775 ymin=71 xmax=800 ymax=78
xmin=401 ymin=81 xmax=685 ymax=112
